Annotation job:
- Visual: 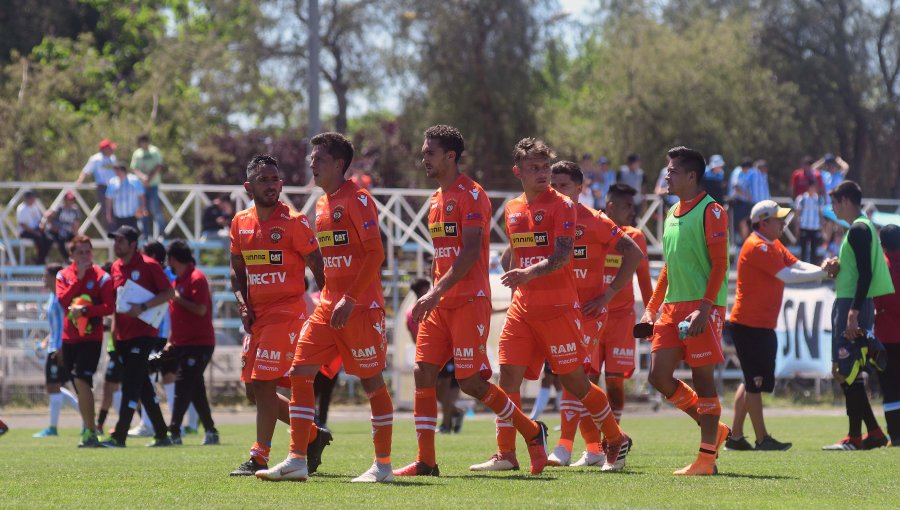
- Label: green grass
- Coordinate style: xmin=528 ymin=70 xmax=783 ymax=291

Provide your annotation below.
xmin=1 ymin=415 xmax=898 ymax=509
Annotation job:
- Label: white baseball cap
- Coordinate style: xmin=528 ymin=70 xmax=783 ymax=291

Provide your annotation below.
xmin=750 ymin=200 xmax=791 ymax=223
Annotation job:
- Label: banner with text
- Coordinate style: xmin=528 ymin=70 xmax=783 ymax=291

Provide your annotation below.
xmin=774 ymin=285 xmax=835 ymax=378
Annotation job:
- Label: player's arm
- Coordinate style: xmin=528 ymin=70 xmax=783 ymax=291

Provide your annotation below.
xmin=501 ymin=235 xmax=573 ymax=288
xmin=127 ymin=269 xmax=175 ymax=317
xmin=230 ymin=252 xmax=254 ymax=331
xmin=583 ymin=235 xmax=643 ymax=317
xmin=845 ymin=223 xmax=873 ymax=339
xmin=776 ymin=260 xmax=827 ymax=283
xmin=88 ymin=274 xmax=116 ymax=318
xmin=302 ymin=248 xmax=326 ymax=291
xmin=500 ymin=246 xmax=512 ymax=272
xmin=56 ymin=271 xmax=83 ymax=309
xmin=412 ymin=226 xmax=482 ymax=322
xmin=686 ymin=204 xmax=729 ymax=337
xmin=641 ymin=264 xmax=668 ymax=325
xmin=633 ymin=232 xmax=654 ymax=305
xmin=331 ymin=236 xmax=384 ymax=329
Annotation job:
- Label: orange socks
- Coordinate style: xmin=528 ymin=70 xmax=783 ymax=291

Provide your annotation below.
xmin=667 ymin=379 xmax=701 ymax=423
xmin=579 ymin=415 xmax=602 ymax=453
xmin=605 ymin=376 xmax=625 ymax=423
xmin=483 ymin=387 xmax=537 ymax=453
xmin=250 ymin=441 xmax=271 ymax=465
xmin=414 ymin=387 xmax=438 ymax=466
xmin=581 ymin=384 xmax=622 ymax=443
xmin=288 ymin=375 xmax=316 ymax=456
xmin=368 ymin=384 xmax=393 ymax=464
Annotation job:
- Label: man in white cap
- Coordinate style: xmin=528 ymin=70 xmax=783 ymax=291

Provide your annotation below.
xmin=725 ymin=200 xmax=837 ymax=451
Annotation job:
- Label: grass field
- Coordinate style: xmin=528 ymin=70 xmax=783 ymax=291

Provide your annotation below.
xmin=2 ymin=414 xmax=898 ymax=509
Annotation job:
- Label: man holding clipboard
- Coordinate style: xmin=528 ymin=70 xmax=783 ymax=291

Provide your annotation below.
xmin=101 ymin=225 xmax=175 ymax=448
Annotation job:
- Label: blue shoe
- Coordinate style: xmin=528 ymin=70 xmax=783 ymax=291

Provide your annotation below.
xmin=33 ymin=426 xmax=58 ymax=438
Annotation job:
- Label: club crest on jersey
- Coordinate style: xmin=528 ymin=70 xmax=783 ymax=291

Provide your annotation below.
xmin=760 ymin=244 xmax=768 ymax=252
xmin=357 ymin=193 xmax=368 ymax=207
xmin=269 ymin=226 xmax=285 ymax=244
xmin=332 ymin=206 xmax=344 ymax=223
xmin=478 ymin=344 xmax=486 ymax=354
xmin=533 ymin=210 xmax=546 ymax=224
xmin=445 ymin=199 xmax=457 ymax=213
xmin=86 ymin=281 xmax=95 ymax=290
xmin=131 ymin=270 xmax=140 ymax=281
xmin=575 ymin=225 xmax=585 ymax=239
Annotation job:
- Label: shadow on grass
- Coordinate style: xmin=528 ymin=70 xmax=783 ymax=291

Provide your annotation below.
xmin=443 ymin=474 xmax=558 ymax=481
xmin=716 ymin=472 xmax=798 ymax=480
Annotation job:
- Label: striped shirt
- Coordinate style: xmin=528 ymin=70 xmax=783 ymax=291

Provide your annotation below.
xmin=742 ymin=167 xmax=771 ymax=203
xmin=82 ymin=152 xmax=118 ymax=186
xmin=795 ymin=192 xmax=824 ymax=230
xmin=47 ymin=293 xmax=63 ymax=352
xmin=106 ymin=174 xmax=144 ymax=218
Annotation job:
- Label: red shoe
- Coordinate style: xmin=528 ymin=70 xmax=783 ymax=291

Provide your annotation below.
xmin=601 ymin=434 xmax=632 ymax=472
xmin=526 ymin=421 xmax=549 ymax=475
xmin=392 ymin=461 xmax=440 ymax=477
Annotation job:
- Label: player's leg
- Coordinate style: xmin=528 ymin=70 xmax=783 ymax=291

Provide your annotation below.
xmin=189 ymin=348 xmax=219 ymax=445
xmin=72 ymin=342 xmax=102 ymax=446
xmin=880 ymin=344 xmax=900 ymax=444
xmin=35 ymin=352 xmax=64 ymax=437
xmin=135 ymin=341 xmax=170 ymax=445
xmin=313 ymin=371 xmax=337 ymax=426
xmin=649 ymin=348 xmax=701 ymax=422
xmin=393 ymin=361 xmax=441 ymax=476
xmin=351 ymin=371 xmax=394 ymax=482
xmin=727 ymin=383 xmax=753 ymax=450
xmin=530 ymin=366 xmax=555 ymax=420
xmin=672 ymin=363 xmax=727 ymax=475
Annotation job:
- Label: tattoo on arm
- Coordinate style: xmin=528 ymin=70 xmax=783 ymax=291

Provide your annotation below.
xmin=500 ymin=246 xmax=512 ymax=272
xmin=230 ymin=253 xmax=248 ymax=305
xmin=303 ymin=249 xmax=326 ymax=291
xmin=529 ymin=236 xmax=574 ymax=277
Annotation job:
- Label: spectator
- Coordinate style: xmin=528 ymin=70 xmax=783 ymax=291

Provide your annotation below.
xmin=654 ymin=166 xmax=677 ymax=209
xmin=130 ymin=134 xmax=166 ymax=238
xmin=617 ymin=153 xmax=645 ymax=208
xmin=579 ymin=153 xmax=595 ymax=181
xmin=16 ymin=190 xmax=51 ymax=264
xmin=817 ymin=153 xmax=849 ymax=197
xmin=105 ymin=164 xmax=146 ymax=233
xmin=44 ymin=191 xmax=82 ymax=260
xmin=594 ymin=156 xmax=616 ymax=208
xmin=729 ymin=159 xmax=754 ymax=243
xmin=795 ymin=182 xmax=824 ymax=264
xmin=201 ymin=195 xmax=235 ymax=240
xmin=790 ymin=156 xmax=824 ymax=198
xmin=75 ymin=139 xmax=118 ymax=230
xmin=874 ymin=225 xmax=900 ymax=444
xmin=702 ymin=154 xmax=728 ymax=204
xmin=743 ymin=159 xmax=771 ymax=203
xmin=577 ymin=174 xmax=595 ymax=208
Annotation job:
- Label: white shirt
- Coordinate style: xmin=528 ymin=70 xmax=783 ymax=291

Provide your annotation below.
xmin=16 ymin=201 xmax=43 ymax=231
xmin=82 ymin=152 xmax=118 ymax=186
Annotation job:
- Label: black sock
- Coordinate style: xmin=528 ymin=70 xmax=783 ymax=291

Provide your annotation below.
xmin=98 ymin=409 xmax=108 ymax=428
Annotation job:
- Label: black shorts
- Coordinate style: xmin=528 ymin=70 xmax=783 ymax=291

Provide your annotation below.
xmin=731 ymin=322 xmax=777 ymax=393
xmin=45 ymin=352 xmax=68 ymax=385
xmin=61 ymin=341 xmax=102 ymax=383
xmin=105 ymin=350 xmax=124 ymax=383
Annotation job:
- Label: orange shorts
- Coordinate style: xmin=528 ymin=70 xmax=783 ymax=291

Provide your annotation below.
xmin=597 ymin=307 xmax=637 ymax=377
xmin=240 ymin=315 xmax=303 ymax=383
xmin=293 ymin=306 xmax=386 ymax=379
xmin=650 ymin=301 xmax=725 ymax=367
xmin=579 ymin=312 xmax=604 ymax=376
xmin=416 ymin=297 xmax=492 ymax=380
xmin=499 ymin=303 xmax=584 ymax=380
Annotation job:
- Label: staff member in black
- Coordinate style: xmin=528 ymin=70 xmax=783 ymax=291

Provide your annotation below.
xmin=101 ymin=225 xmax=174 ymax=447
xmin=165 ymin=240 xmax=219 ymax=445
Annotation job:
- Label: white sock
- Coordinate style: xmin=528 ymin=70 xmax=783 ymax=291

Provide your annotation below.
xmin=530 ymin=387 xmax=552 ymax=420
xmin=164 ymin=383 xmax=175 ymax=416
xmin=60 ymin=386 xmax=79 ymax=409
xmin=49 ymin=393 xmax=63 ymax=428
xmin=112 ymin=390 xmax=122 ymax=415
xmin=188 ymin=404 xmax=199 ymax=430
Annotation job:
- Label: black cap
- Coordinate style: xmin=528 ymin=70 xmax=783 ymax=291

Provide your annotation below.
xmin=24 ymin=189 xmax=36 ymax=197
xmin=823 ymin=153 xmax=836 ymax=164
xmin=107 ymin=225 xmax=140 ymax=242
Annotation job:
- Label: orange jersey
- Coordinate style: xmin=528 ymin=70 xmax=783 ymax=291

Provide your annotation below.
xmin=730 ymin=232 xmax=798 ymax=329
xmin=230 ymin=201 xmax=317 ymax=322
xmin=428 ymin=174 xmax=492 ymax=307
xmin=314 ymin=180 xmax=384 ymax=312
xmin=606 ymin=226 xmax=651 ymax=312
xmin=573 ymin=204 xmax=624 ymax=302
xmin=505 ymin=188 xmax=578 ymax=319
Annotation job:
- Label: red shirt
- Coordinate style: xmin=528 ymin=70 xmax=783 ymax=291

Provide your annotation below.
xmin=230 ymin=201 xmax=318 ymax=323
xmin=428 ymin=174 xmax=492 ymax=307
xmin=56 ymin=263 xmax=115 ymax=343
xmin=573 ymin=204 xmax=623 ymax=303
xmin=874 ymin=251 xmax=900 ymax=344
xmin=790 ymin=168 xmax=824 ymax=198
xmin=505 ymin=188 xmax=578 ymax=319
xmin=169 ymin=264 xmax=215 ymax=347
xmin=111 ymin=253 xmax=172 ymax=340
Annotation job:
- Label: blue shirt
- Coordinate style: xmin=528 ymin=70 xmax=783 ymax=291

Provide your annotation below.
xmin=106 ymin=174 xmax=144 ymax=217
xmin=157 ymin=266 xmax=176 ymax=339
xmin=47 ymin=293 xmax=63 ymax=352
xmin=795 ymin=193 xmax=824 ymax=230
xmin=743 ymin=167 xmax=771 ymax=203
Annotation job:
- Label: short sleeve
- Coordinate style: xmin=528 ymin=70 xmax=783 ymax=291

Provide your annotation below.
xmin=746 ymin=241 xmax=791 ymax=277
xmin=229 ymin=217 xmax=241 ymax=255
xmin=595 ymin=211 xmax=625 ymax=251
xmin=779 ymin=241 xmax=799 ymax=267
xmin=189 ymin=272 xmax=211 ymax=306
xmin=704 ymin=202 xmax=729 ymax=245
xmin=291 ymin=215 xmax=319 ymax=256
xmin=460 ymin=186 xmax=490 ymax=229
xmin=350 ymin=190 xmax=381 ymax=243
xmin=130 ymin=151 xmax=140 ymax=169
xmin=555 ymin=198 xmax=577 ymax=239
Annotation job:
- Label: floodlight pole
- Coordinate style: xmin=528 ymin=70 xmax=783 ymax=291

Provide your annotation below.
xmin=307 ymin=0 xmax=321 ymax=150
